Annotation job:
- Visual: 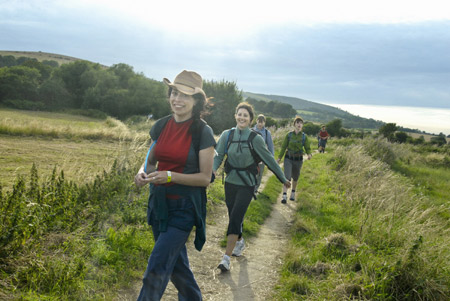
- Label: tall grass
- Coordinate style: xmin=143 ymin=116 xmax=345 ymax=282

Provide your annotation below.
xmin=331 ymin=143 xmax=449 ymax=299
xmin=0 ymin=129 xmax=155 ymax=299
xmin=0 ymin=108 xmax=148 ymax=141
xmin=276 ymin=138 xmax=449 ymax=300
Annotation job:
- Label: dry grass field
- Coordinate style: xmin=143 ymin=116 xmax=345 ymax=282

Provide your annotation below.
xmin=0 ymin=135 xmax=123 ymax=189
xmin=0 ymin=108 xmax=149 ymax=190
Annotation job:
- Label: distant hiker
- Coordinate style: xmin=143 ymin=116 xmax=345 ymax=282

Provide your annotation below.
xmin=213 ymin=102 xmax=290 ymax=272
xmin=318 ymin=125 xmax=330 ymax=153
xmin=252 ymin=114 xmax=275 ymax=194
xmin=277 ymin=116 xmax=312 ymax=203
xmin=134 ymin=70 xmax=215 ymax=300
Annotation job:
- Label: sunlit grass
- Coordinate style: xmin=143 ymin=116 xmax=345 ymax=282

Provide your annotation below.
xmin=0 ymin=108 xmax=148 ymax=141
xmin=274 ymin=141 xmax=450 ymax=300
xmin=0 ymin=135 xmax=150 ymax=190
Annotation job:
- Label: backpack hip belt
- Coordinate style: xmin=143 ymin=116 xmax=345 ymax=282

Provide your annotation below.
xmin=286 ymin=150 xmax=302 ymax=158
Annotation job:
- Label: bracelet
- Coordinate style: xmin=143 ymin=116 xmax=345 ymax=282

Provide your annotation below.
xmin=167 ymin=171 xmax=172 ymax=183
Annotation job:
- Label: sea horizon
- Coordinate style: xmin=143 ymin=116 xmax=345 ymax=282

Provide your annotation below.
xmin=322 ymin=103 xmax=450 ymax=136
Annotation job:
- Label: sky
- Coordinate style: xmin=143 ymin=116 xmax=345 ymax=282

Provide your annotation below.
xmin=1 ymin=0 xmax=450 ymax=116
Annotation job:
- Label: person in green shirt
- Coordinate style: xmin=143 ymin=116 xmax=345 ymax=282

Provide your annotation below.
xmin=213 ymin=102 xmax=291 ymax=271
xmin=277 ymin=116 xmax=312 ymax=203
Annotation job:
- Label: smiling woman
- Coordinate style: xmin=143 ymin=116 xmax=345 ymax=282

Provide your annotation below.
xmin=213 ymin=102 xmax=290 ymax=272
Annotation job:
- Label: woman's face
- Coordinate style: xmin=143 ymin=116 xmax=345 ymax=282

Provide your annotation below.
xmin=294 ymin=120 xmax=303 ymax=131
xmin=235 ymin=108 xmax=251 ymax=129
xmin=170 ymin=89 xmax=196 ymax=121
xmin=256 ymin=120 xmax=265 ymax=130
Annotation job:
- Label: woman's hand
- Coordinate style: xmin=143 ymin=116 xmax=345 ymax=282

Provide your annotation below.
xmin=284 ymin=180 xmax=291 ymax=189
xmin=146 ymin=170 xmax=171 ymax=185
xmin=135 ymin=172 xmax=150 ymax=187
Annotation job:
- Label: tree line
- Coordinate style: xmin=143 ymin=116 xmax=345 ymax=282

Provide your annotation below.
xmin=0 ymin=55 xmax=246 ymax=134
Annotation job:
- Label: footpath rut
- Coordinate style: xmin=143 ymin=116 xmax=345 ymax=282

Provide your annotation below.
xmin=121 ymin=173 xmax=296 ymax=300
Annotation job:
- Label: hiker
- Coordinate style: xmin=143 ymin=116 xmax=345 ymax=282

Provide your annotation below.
xmin=213 ymin=102 xmax=290 ymax=271
xmin=252 ymin=114 xmax=275 ymax=195
xmin=277 ymin=116 xmax=312 ymax=204
xmin=134 ymin=70 xmax=216 ymax=300
xmin=318 ymin=125 xmax=330 ymax=153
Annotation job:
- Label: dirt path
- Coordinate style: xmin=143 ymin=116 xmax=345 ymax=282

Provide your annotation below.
xmin=122 ymin=173 xmax=296 ymax=300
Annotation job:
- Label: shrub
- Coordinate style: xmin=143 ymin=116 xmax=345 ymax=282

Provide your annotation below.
xmin=4 ymin=99 xmax=46 ymax=111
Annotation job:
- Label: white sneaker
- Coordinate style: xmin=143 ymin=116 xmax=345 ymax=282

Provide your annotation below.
xmin=232 ymin=238 xmax=245 ymax=257
xmin=290 ymin=192 xmax=295 ymax=201
xmin=218 ymin=255 xmax=231 ymax=272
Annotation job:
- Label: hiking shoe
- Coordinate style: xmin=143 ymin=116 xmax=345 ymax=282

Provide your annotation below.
xmin=281 ymin=195 xmax=287 ymax=204
xmin=290 ymin=192 xmax=295 ymax=201
xmin=232 ymin=238 xmax=245 ymax=257
xmin=218 ymin=255 xmax=231 ymax=272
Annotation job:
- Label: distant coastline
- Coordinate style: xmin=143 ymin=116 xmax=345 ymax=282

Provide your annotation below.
xmin=324 ymin=104 xmax=450 ymax=136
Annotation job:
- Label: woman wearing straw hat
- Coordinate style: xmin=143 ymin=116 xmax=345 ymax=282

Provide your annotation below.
xmin=134 ymin=70 xmax=216 ymax=300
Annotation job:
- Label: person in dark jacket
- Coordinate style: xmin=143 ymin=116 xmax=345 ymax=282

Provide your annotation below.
xmin=134 ymin=70 xmax=216 ymax=300
xmin=213 ymin=102 xmax=290 ymax=271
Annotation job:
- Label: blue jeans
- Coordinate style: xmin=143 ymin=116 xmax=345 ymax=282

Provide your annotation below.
xmin=137 ymin=198 xmax=202 ymax=301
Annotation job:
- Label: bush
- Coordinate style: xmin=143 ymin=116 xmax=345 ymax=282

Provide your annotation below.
xmin=3 ymin=99 xmax=46 ymax=111
xmin=64 ymin=108 xmax=108 ymax=120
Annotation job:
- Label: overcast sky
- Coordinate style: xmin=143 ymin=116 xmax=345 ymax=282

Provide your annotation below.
xmin=1 ymin=0 xmax=450 ymax=110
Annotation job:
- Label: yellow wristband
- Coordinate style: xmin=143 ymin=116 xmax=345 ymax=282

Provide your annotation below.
xmin=167 ymin=171 xmax=172 ymax=183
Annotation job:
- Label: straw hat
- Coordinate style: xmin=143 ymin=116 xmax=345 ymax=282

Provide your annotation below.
xmin=163 ymin=70 xmax=206 ymax=100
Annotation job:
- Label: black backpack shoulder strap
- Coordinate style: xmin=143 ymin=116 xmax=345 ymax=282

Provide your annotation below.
xmin=192 ymin=119 xmax=207 ymax=154
xmin=224 ymin=128 xmax=236 ymax=155
xmin=150 ymin=114 xmax=172 ymax=141
xmin=248 ymin=130 xmax=262 ymax=164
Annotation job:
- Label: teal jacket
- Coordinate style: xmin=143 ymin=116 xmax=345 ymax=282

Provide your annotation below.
xmin=147 ymin=183 xmax=206 ymax=251
xmin=214 ymin=127 xmax=287 ymax=186
xmin=278 ymin=131 xmax=311 ymax=160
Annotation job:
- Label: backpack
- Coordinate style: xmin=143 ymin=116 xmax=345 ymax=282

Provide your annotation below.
xmin=223 ymin=128 xmax=262 ymax=189
xmin=144 ymin=115 xmax=215 ymax=183
xmin=287 ymin=131 xmax=306 ymax=151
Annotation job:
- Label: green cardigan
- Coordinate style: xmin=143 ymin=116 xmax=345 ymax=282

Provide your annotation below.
xmin=147 ymin=183 xmax=207 ymax=251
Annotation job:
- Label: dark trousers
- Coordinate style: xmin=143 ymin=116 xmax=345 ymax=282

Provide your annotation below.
xmin=224 ymin=182 xmax=254 ymax=238
xmin=138 ymin=199 xmax=202 ymax=301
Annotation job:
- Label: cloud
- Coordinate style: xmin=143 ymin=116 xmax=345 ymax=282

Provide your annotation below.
xmin=1 ymin=1 xmax=450 ymax=109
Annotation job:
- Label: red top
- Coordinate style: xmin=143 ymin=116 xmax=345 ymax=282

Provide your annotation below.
xmin=319 ymin=130 xmax=329 ymax=138
xmin=154 ymin=118 xmax=193 ymax=196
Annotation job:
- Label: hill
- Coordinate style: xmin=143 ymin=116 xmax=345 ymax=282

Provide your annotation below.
xmin=243 ymin=91 xmax=385 ymax=130
xmin=0 ymin=50 xmax=107 ymax=67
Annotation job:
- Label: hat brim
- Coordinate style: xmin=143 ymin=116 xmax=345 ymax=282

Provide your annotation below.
xmin=163 ymin=78 xmax=206 ymax=99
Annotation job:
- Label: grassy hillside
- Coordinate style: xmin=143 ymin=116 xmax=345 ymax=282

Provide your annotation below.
xmin=0 ymin=108 xmax=226 ymax=300
xmin=244 ymin=91 xmax=385 ymax=129
xmin=0 ymin=50 xmax=82 ymax=65
xmin=1 ymin=109 xmax=448 ymax=299
xmin=0 ymin=50 xmax=109 ymax=69
xmin=274 ymin=137 xmax=449 ymax=300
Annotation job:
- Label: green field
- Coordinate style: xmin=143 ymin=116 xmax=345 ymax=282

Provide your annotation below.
xmin=1 ymin=108 xmax=448 ymax=300
xmin=0 ymin=135 xmax=122 ymax=189
xmin=0 ymin=108 xmax=150 ymax=189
